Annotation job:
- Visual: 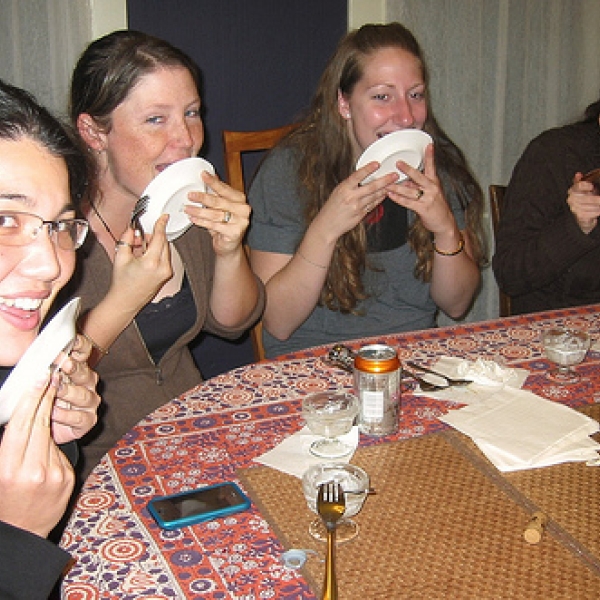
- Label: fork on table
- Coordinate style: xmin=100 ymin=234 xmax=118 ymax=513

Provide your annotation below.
xmin=405 ymin=360 xmax=471 ymax=387
xmin=317 ymin=481 xmax=345 ymax=600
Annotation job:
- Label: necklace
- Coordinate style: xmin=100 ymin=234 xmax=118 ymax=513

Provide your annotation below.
xmin=89 ymin=200 xmax=119 ymax=244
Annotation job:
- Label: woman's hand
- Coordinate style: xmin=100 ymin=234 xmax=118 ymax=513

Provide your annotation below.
xmin=51 ymin=333 xmax=100 ymax=445
xmin=185 ymin=172 xmax=250 ymax=256
xmin=109 ymin=214 xmax=173 ymax=310
xmin=568 ymin=173 xmax=600 ymax=234
xmin=0 ymin=375 xmax=74 ymax=538
xmin=386 ymin=144 xmax=457 ymax=236
xmin=311 ymin=162 xmax=398 ymax=242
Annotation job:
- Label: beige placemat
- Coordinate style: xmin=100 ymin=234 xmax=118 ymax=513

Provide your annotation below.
xmin=501 ymin=403 xmax=600 ymax=562
xmin=239 ymin=432 xmax=600 ymax=599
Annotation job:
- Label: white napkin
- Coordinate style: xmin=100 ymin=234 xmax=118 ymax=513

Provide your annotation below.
xmin=440 ymin=387 xmax=600 ymax=471
xmin=412 ymin=356 xmax=529 ymax=405
xmin=254 ymin=426 xmax=359 ymax=478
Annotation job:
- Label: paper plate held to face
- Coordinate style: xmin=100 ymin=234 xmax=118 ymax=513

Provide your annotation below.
xmin=139 ymin=157 xmax=215 ymax=241
xmin=356 ymin=129 xmax=433 ymax=185
xmin=0 ymin=296 xmax=81 ymax=425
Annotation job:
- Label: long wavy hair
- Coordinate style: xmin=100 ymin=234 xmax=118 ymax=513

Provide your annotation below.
xmin=284 ymin=22 xmax=486 ymax=313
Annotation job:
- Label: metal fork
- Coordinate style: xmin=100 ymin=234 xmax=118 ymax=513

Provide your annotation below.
xmin=131 ymin=195 xmax=149 ymax=251
xmin=405 ymin=360 xmax=471 ymax=387
xmin=317 ymin=482 xmax=345 ymax=600
xmin=402 ymin=367 xmax=449 ymax=392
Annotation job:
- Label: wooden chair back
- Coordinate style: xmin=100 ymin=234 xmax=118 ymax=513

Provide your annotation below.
xmin=489 ymin=184 xmax=512 ymax=317
xmin=222 ymin=124 xmax=297 ymax=361
xmin=223 ymin=124 xmax=298 ymax=193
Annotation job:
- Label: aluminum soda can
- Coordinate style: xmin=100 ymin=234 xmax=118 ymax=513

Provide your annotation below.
xmin=353 ymin=344 xmax=401 ymax=436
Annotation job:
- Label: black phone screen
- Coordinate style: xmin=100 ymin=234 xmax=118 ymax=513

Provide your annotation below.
xmin=151 ymin=484 xmax=247 ymax=521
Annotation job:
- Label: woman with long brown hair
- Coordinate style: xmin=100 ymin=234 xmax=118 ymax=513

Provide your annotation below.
xmin=248 ymin=22 xmax=485 ymax=357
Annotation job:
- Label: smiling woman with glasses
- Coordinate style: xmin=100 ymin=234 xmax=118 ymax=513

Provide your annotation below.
xmin=0 ymin=79 xmax=100 ymax=600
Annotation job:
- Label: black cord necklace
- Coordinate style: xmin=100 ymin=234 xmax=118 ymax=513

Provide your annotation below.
xmin=89 ymin=200 xmax=119 ymax=244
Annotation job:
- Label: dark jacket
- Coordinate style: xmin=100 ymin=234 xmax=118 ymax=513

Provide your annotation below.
xmin=493 ymin=120 xmax=600 ymax=314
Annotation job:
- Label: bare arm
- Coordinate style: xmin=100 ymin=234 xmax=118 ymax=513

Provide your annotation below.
xmin=251 ymin=163 xmax=397 ymax=340
xmin=386 ymin=145 xmax=480 ymax=318
xmin=185 ymin=172 xmax=260 ymax=326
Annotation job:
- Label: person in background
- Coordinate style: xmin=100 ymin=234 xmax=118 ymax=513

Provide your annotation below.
xmin=493 ymin=96 xmax=600 ymax=314
xmin=247 ymin=22 xmax=485 ymax=358
xmin=64 ymin=30 xmax=264 ymax=478
xmin=0 ymin=79 xmax=100 ymax=599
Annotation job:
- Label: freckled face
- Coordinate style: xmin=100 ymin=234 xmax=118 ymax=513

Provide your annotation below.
xmin=0 ymin=137 xmax=75 ymax=366
xmin=338 ymin=47 xmax=428 ymax=159
xmin=100 ymin=66 xmax=204 ymax=202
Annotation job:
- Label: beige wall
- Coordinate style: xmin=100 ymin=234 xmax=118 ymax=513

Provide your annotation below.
xmin=90 ymin=0 xmax=127 ymax=37
xmin=349 ymin=0 xmax=386 ymax=27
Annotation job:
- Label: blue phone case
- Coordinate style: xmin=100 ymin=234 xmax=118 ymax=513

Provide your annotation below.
xmin=148 ymin=482 xmax=251 ymax=530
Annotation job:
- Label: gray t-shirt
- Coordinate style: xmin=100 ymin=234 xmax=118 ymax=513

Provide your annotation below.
xmin=247 ymin=145 xmax=466 ymax=358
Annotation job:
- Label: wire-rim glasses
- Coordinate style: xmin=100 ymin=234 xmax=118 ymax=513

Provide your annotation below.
xmin=0 ymin=211 xmax=88 ymax=251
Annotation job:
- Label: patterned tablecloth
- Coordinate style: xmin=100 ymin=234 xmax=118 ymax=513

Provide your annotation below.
xmin=60 ymin=306 xmax=600 ymax=599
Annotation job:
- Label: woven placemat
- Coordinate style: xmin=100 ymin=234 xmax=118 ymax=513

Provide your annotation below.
xmin=501 ymin=403 xmax=600 ymax=563
xmin=239 ymin=432 xmax=600 ymax=598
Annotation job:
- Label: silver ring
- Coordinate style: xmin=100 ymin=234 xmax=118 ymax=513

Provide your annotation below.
xmin=222 ymin=211 xmax=232 ymax=224
xmin=115 ymin=240 xmax=133 ymax=250
xmin=416 ymin=189 xmax=424 ymax=200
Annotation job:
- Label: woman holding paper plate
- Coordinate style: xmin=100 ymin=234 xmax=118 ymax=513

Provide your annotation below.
xmin=0 ymin=79 xmax=100 ymax=599
xmin=65 ymin=30 xmax=264 ymax=477
xmin=247 ymin=22 xmax=486 ymax=357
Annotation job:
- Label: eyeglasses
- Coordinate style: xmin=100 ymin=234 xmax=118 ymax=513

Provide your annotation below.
xmin=0 ymin=211 xmax=88 ymax=251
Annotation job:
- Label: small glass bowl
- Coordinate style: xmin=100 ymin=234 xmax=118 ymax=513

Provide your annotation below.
xmin=301 ymin=391 xmax=359 ymax=458
xmin=541 ymin=327 xmax=590 ymax=384
xmin=302 ymin=462 xmax=369 ymax=542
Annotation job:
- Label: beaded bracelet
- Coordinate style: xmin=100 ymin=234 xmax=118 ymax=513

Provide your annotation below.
xmin=79 ymin=331 xmax=109 ymax=356
xmin=433 ymin=233 xmax=464 ymax=256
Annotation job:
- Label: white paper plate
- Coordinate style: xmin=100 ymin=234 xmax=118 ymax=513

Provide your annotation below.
xmin=356 ymin=130 xmax=432 ymax=184
xmin=139 ymin=157 xmax=215 ymax=242
xmin=0 ymin=297 xmax=81 ymax=425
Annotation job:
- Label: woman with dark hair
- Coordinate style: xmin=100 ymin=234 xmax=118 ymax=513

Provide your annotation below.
xmin=0 ymin=79 xmax=100 ymax=599
xmin=65 ymin=30 xmax=264 ymax=477
xmin=493 ymin=94 xmax=600 ymax=314
xmin=247 ymin=22 xmax=485 ymax=357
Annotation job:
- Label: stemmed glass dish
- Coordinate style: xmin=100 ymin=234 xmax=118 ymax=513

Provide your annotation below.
xmin=541 ymin=327 xmax=590 ymax=384
xmin=302 ymin=391 xmax=359 ymax=458
xmin=302 ymin=463 xmax=369 ymax=543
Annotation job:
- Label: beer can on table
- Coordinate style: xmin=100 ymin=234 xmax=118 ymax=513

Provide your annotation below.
xmin=353 ymin=344 xmax=401 ymax=436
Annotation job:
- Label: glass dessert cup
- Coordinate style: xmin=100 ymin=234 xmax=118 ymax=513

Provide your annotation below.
xmin=541 ymin=327 xmax=590 ymax=384
xmin=302 ymin=391 xmax=359 ymax=459
xmin=302 ymin=463 xmax=369 ymax=543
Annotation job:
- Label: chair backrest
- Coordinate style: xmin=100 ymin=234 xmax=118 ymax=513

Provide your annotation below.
xmin=223 ymin=124 xmax=298 ymax=193
xmin=222 ymin=124 xmax=297 ymax=362
xmin=489 ymin=184 xmax=512 ymax=318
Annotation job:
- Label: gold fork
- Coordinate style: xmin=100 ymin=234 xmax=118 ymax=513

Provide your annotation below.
xmin=317 ymin=481 xmax=345 ymax=600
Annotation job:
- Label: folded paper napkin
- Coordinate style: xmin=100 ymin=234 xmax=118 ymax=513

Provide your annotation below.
xmin=254 ymin=426 xmax=359 ymax=478
xmin=413 ymin=356 xmax=529 ymax=405
xmin=440 ymin=386 xmax=600 ymax=471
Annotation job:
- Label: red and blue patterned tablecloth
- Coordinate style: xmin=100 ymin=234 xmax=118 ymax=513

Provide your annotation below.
xmin=61 ymin=306 xmax=600 ymax=599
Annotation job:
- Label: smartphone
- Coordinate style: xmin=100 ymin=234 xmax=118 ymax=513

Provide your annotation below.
xmin=148 ymin=482 xmax=251 ymax=530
